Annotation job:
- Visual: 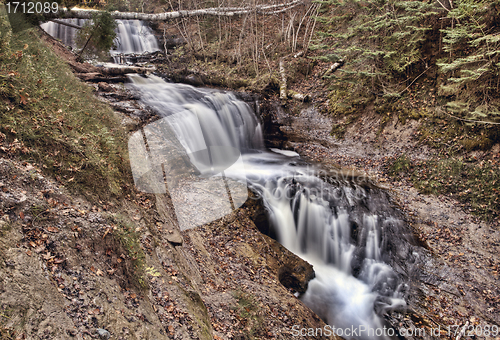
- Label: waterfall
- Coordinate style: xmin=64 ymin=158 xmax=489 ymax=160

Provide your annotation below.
xmin=111 ymin=20 xmax=160 ymax=58
xmin=40 ymin=19 xmax=160 ymax=61
xmin=40 ymin=19 xmax=87 ymax=47
xmin=127 ymin=75 xmax=413 ymax=339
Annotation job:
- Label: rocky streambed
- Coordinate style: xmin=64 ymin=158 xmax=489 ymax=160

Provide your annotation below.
xmin=85 ymin=70 xmax=500 ymax=339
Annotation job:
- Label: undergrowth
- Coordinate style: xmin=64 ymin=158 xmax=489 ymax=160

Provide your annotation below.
xmin=109 ymin=213 xmax=147 ymax=290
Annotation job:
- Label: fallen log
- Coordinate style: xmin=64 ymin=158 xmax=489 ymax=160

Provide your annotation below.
xmin=70 ymin=62 xmax=155 ymax=75
xmin=76 ymin=73 xmax=127 ymax=82
xmin=99 ymin=65 xmax=156 ymax=75
xmin=48 ymin=19 xmax=82 ymax=29
xmin=323 ymin=60 xmax=344 ymax=77
xmin=45 ymin=0 xmax=304 ymax=21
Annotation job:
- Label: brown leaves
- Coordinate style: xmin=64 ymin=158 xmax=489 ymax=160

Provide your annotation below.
xmin=47 ymin=226 xmax=59 ymax=233
xmin=19 ymin=93 xmax=28 ymax=105
xmin=88 ymin=308 xmax=100 ymax=315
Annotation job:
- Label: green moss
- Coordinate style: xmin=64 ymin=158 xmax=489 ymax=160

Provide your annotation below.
xmin=388 ymin=154 xmax=411 ymax=176
xmin=182 ymin=289 xmax=212 ymax=340
xmin=460 ymin=136 xmax=493 ymax=152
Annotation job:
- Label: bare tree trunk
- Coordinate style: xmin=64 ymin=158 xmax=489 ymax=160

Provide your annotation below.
xmin=47 ymin=1 xmax=304 ymax=21
xmin=279 ymin=58 xmax=287 ymax=100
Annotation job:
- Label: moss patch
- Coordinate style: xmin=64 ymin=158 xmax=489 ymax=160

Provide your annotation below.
xmin=231 ymin=290 xmax=264 ymax=339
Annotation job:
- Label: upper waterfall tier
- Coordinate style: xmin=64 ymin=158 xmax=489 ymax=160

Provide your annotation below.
xmin=41 ymin=19 xmax=160 ymax=57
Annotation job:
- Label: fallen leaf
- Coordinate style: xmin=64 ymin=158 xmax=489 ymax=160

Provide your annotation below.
xmin=47 ymin=226 xmax=59 ymax=233
xmin=96 ymin=269 xmax=104 ymax=276
xmin=53 ymin=258 xmax=64 ymax=264
xmin=19 ymin=94 xmax=28 ymax=105
xmin=19 ymin=211 xmax=25 ymax=219
xmin=34 ymin=245 xmax=45 ymax=253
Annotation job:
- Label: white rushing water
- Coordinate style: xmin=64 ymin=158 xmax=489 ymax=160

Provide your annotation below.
xmin=41 ymin=18 xmax=159 ymax=61
xmin=127 ymin=75 xmax=410 ymax=339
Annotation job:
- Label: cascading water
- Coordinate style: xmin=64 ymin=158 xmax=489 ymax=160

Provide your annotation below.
xmin=111 ymin=20 xmax=159 ymax=61
xmin=41 ymin=18 xmax=159 ymax=61
xmin=40 ymin=19 xmax=86 ymax=47
xmin=127 ymin=75 xmax=418 ymax=339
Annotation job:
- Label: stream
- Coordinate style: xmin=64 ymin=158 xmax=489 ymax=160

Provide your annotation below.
xmin=126 ymin=75 xmax=420 ymax=339
xmin=42 ymin=20 xmax=422 ymax=339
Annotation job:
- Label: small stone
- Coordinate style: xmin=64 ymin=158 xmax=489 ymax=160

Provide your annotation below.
xmin=165 ymin=229 xmax=183 ymax=246
xmin=96 ymin=328 xmax=110 ymax=339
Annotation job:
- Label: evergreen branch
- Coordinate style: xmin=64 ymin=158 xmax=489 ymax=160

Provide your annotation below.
xmin=440 ymin=108 xmax=500 ymax=125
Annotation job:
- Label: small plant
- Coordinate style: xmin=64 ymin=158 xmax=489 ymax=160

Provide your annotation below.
xmin=76 ymin=11 xmax=117 ymax=60
xmin=231 ymin=290 xmax=263 ymax=339
xmin=145 ymin=266 xmax=161 ymax=277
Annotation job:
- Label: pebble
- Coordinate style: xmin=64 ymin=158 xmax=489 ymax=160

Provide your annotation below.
xmin=96 ymin=328 xmax=110 ymax=339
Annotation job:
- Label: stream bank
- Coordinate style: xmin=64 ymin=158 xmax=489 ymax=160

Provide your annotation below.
xmin=2 ymin=17 xmax=496 ymax=336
